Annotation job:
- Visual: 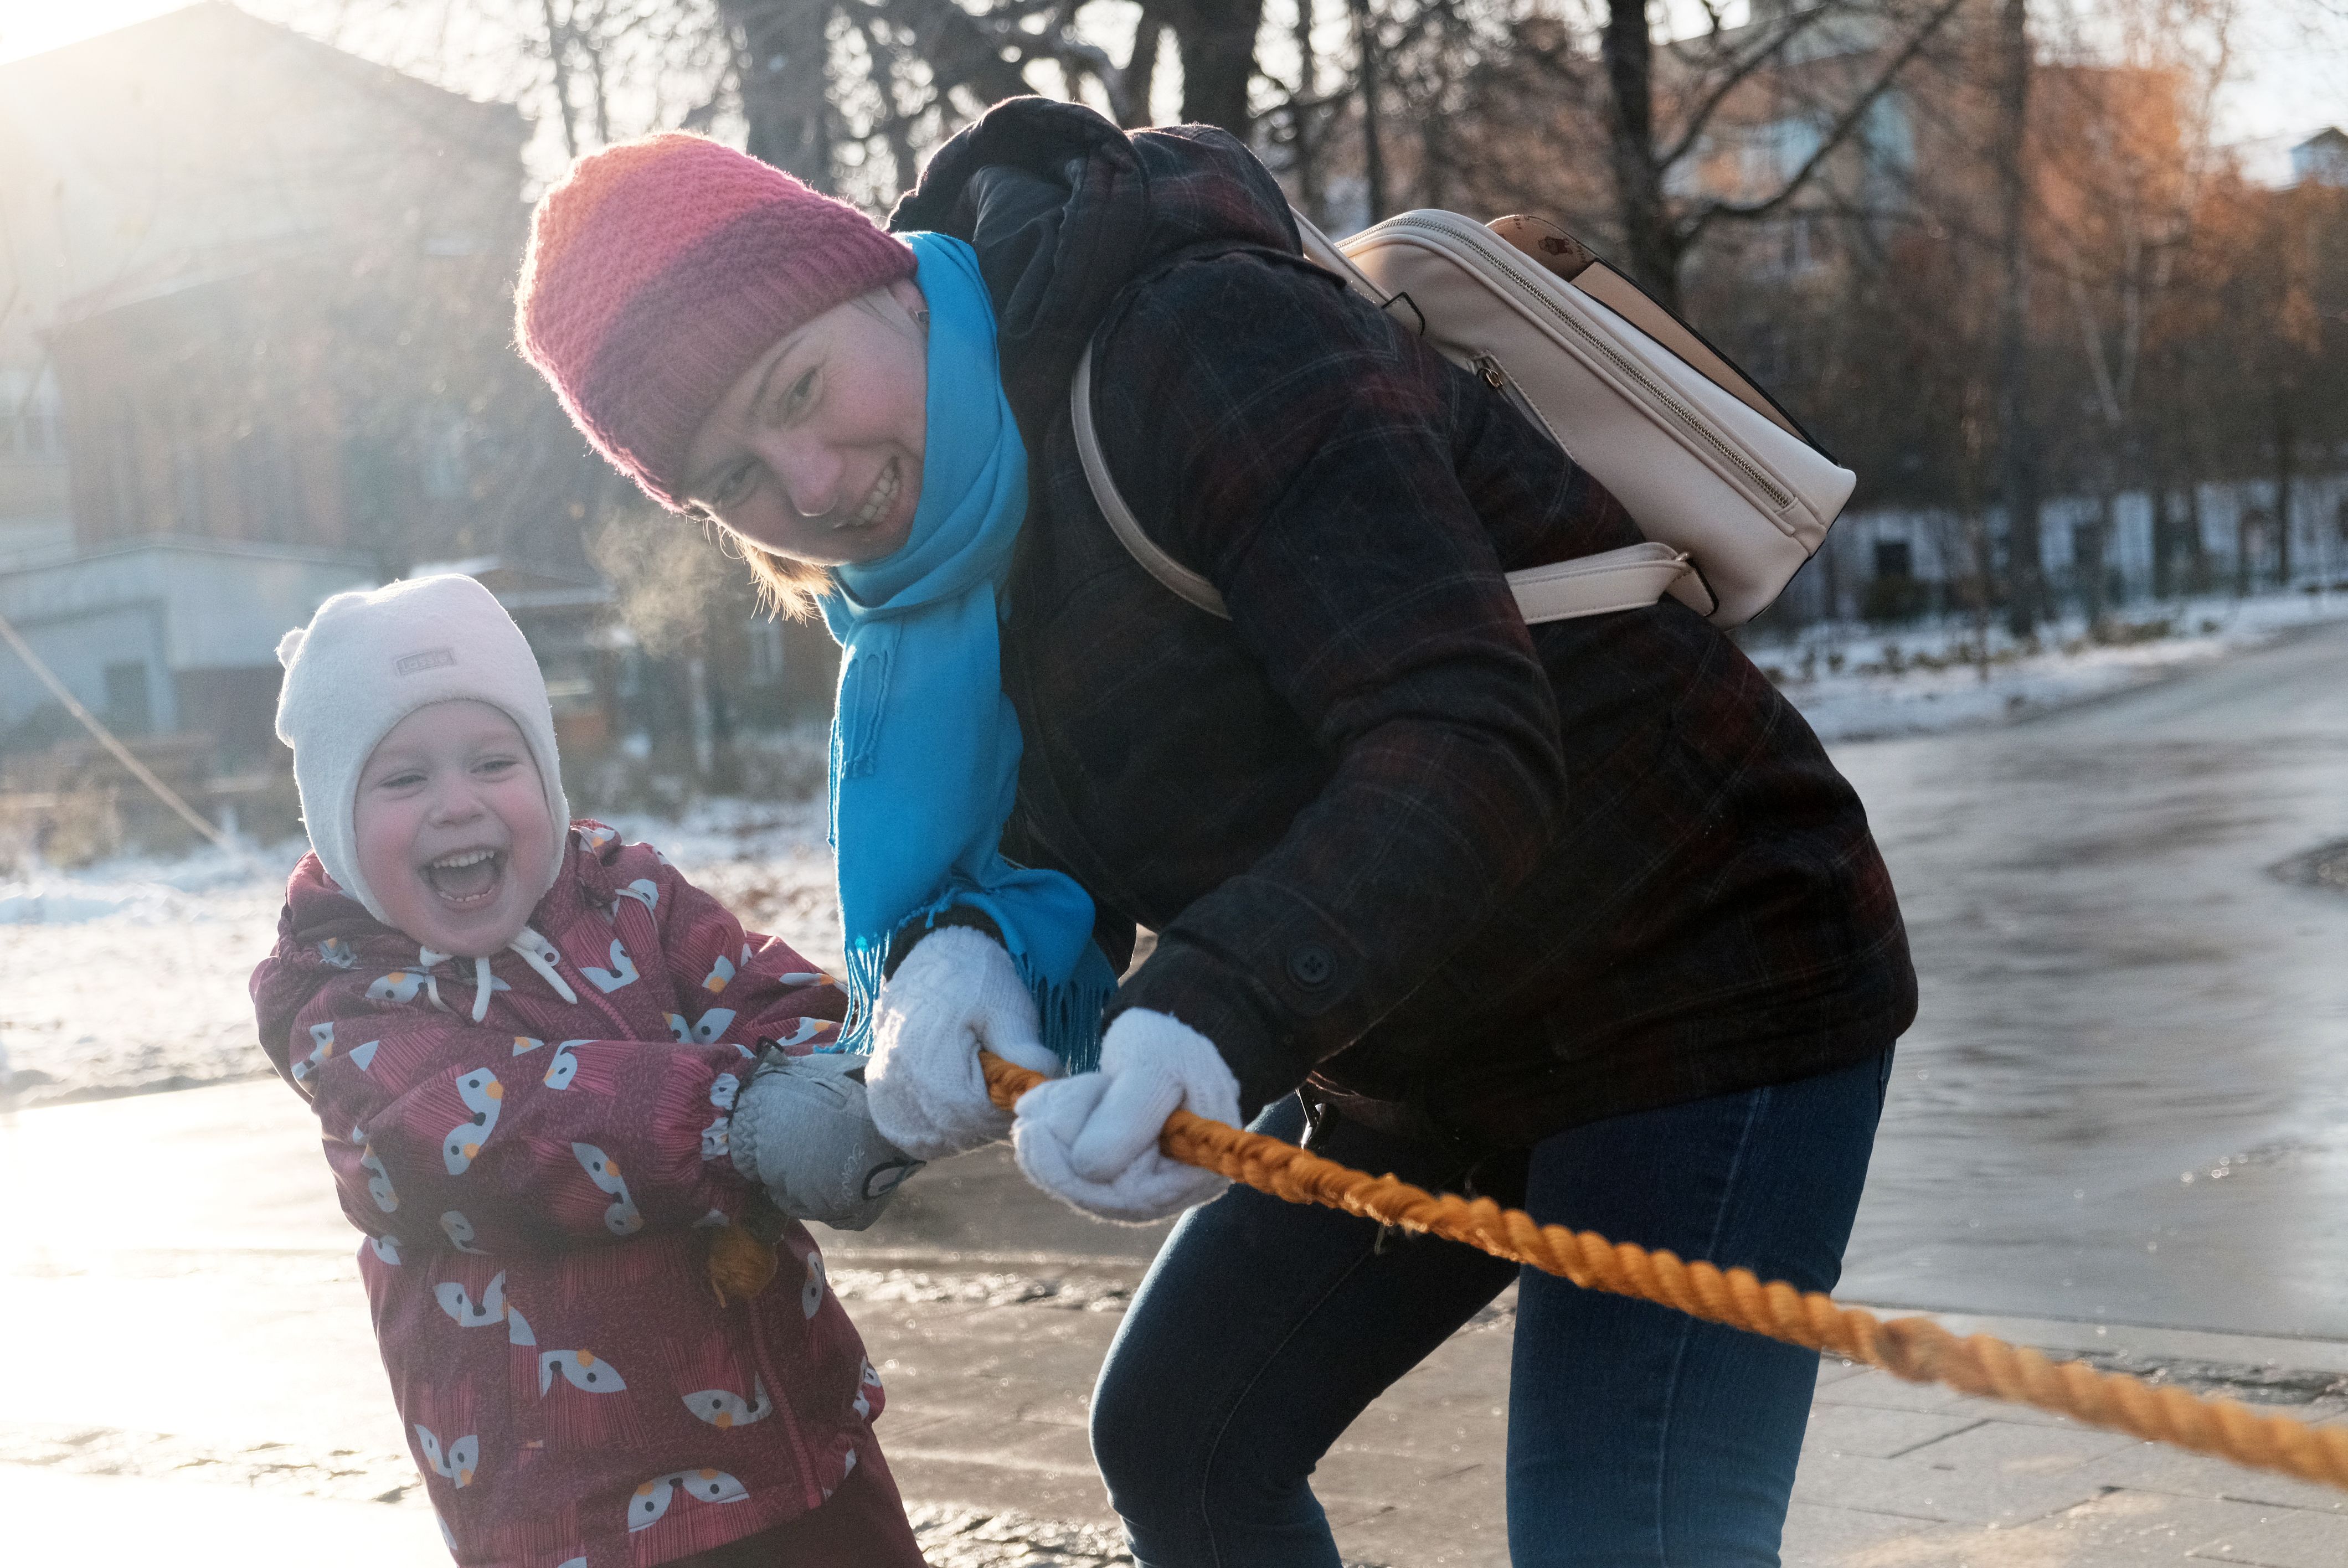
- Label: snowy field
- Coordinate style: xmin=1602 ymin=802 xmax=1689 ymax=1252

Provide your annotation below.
xmin=5 ymin=587 xmax=2343 ymax=1107
xmin=0 ymin=795 xmax=842 ymax=1111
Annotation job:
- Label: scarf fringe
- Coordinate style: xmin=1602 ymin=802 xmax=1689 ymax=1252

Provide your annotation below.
xmin=837 ymin=918 xmax=1109 ymax=1074
xmin=1028 ymin=952 xmax=1111 ymax=1076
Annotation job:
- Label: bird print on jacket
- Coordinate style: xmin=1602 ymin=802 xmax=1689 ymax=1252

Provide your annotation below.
xmin=441 ymin=1070 xmax=502 ymax=1174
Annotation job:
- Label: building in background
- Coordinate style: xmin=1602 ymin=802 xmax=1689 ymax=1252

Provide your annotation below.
xmin=0 ymin=2 xmax=573 ymax=787
xmin=0 ymin=4 xmax=825 ymax=831
xmin=0 ymin=2 xmax=574 ymax=573
xmin=0 ymin=537 xmax=374 ymax=762
xmin=2293 ymin=127 xmax=2348 ymax=189
xmin=1777 ymin=474 xmax=2348 ymax=629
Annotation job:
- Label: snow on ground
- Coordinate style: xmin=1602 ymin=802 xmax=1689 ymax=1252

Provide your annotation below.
xmin=0 ymin=797 xmax=841 ymax=1110
xmin=1755 ymin=589 xmax=2348 ymax=741
xmin=7 ymin=587 xmax=2341 ymax=1107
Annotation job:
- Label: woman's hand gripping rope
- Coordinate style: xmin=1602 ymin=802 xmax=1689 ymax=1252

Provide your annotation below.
xmin=980 ymin=1050 xmax=2348 ymax=1494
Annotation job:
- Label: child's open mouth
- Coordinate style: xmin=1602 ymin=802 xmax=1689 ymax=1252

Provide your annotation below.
xmin=424 ymin=848 xmax=505 ymax=909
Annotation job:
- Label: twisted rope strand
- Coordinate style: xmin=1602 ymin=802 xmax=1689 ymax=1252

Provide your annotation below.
xmin=981 ymin=1053 xmax=2348 ymax=1492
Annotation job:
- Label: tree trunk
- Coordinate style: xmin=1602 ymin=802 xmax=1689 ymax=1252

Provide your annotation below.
xmin=2149 ymin=479 xmax=2174 ymax=600
xmin=869 ymin=0 xmax=1029 ymax=111
xmin=2083 ymin=492 xmax=2114 ymax=622
xmin=1991 ymin=0 xmax=2042 ymax=634
xmin=1967 ymin=511 xmax=1994 ymax=681
xmin=1420 ymin=95 xmax=1446 ymax=209
xmin=1124 ymin=9 xmax=1166 ymax=128
xmin=2185 ymin=479 xmax=2208 ymax=593
xmin=726 ymin=0 xmax=836 ymax=190
xmin=1821 ymin=518 xmax=1843 ymax=622
xmin=2274 ymin=403 xmax=2296 ymax=588
xmin=1291 ymin=0 xmax=1322 ymax=219
xmin=1600 ymin=0 xmax=1678 ymax=312
xmin=1174 ymin=0 xmax=1264 ymax=138
xmin=1348 ymin=0 xmax=1388 ymax=222
xmin=539 ymin=0 xmax=581 ymax=159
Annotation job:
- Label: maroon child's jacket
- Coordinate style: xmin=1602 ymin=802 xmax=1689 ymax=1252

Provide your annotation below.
xmin=250 ymin=822 xmax=889 ymax=1567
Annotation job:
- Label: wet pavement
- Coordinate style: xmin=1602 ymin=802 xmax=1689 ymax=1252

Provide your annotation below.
xmin=7 ymin=618 xmax=2348 ymax=1562
xmin=845 ymin=617 xmax=2348 ymax=1344
xmin=1836 ymin=618 xmax=2348 ymax=1338
xmin=8 ymin=1080 xmax=2347 ymax=1566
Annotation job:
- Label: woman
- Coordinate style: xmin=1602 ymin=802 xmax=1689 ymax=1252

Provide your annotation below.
xmin=516 ymin=99 xmax=1914 ymax=1567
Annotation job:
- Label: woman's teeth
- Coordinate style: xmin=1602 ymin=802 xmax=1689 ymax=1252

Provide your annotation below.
xmin=840 ymin=461 xmax=898 ymax=529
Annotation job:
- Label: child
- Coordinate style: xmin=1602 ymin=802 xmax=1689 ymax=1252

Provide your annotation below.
xmin=249 ymin=574 xmax=928 ymax=1567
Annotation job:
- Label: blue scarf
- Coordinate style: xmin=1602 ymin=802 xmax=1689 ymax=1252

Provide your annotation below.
xmin=821 ymin=233 xmax=1116 ymax=1070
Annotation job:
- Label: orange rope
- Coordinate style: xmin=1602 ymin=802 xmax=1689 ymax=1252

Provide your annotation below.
xmin=981 ymin=1052 xmax=2348 ymax=1492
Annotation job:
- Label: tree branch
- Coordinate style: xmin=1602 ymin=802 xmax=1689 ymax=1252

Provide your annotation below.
xmin=1657 ymin=6 xmax=1836 ymax=172
xmin=1678 ymin=0 xmax=1966 ymax=244
xmin=862 ymin=0 xmax=1032 ymax=109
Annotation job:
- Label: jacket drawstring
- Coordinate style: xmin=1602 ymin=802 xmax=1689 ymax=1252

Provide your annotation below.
xmin=418 ymin=931 xmax=573 ymax=1024
xmin=508 ymin=926 xmax=579 ymax=1004
xmin=421 ymin=951 xmax=447 ymax=1014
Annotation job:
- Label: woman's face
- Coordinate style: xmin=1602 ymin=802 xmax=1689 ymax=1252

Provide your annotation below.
xmin=681 ymin=278 xmax=929 ymax=566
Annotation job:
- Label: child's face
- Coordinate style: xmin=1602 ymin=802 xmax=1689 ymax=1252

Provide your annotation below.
xmin=353 ymin=700 xmax=556 ymax=956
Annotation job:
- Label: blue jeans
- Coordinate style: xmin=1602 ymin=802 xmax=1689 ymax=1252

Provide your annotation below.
xmin=1089 ymin=1050 xmax=1894 ymax=1567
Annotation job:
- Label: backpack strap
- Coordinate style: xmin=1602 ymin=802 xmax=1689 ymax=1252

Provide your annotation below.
xmin=1069 ymin=342 xmax=1691 ymax=626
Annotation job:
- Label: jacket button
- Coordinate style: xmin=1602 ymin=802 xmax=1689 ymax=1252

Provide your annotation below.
xmin=1288 ymin=945 xmax=1335 ymax=988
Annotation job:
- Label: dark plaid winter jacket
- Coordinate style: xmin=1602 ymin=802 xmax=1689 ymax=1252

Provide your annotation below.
xmin=890 ymin=99 xmax=1916 ymax=1149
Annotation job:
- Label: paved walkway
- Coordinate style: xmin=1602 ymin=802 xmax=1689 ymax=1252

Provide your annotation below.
xmin=838 ymin=1269 xmax=2348 ymax=1567
xmin=6 ymin=1084 xmax=2348 ymax=1565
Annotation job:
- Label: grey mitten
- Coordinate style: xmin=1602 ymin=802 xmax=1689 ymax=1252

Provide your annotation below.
xmin=729 ymin=1050 xmax=925 ymax=1231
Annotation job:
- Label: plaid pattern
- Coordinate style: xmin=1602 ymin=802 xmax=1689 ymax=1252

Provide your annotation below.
xmin=903 ymin=101 xmax=1915 ymax=1148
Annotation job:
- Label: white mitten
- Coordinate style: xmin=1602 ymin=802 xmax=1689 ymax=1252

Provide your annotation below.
xmin=1012 ymin=1008 xmax=1238 ymax=1223
xmin=865 ymin=926 xmax=1062 ymax=1161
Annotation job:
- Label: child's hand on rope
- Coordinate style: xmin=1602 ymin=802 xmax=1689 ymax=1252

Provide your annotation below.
xmin=729 ymin=1049 xmax=923 ymax=1230
xmin=1012 ymin=1009 xmax=1238 ymax=1222
xmin=866 ymin=927 xmax=1062 ymax=1160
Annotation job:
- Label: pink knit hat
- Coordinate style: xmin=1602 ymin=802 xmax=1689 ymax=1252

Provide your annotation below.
xmin=514 ymin=134 xmax=916 ymax=509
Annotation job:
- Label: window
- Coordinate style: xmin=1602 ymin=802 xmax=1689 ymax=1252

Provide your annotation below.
xmin=1745 ymin=117 xmax=1823 ymax=197
xmin=1861 ymin=94 xmax=1917 ymax=185
xmin=2 ymin=409 xmax=60 ymax=457
xmin=104 ymin=661 xmax=153 ymax=736
xmin=1873 ymin=538 xmax=1914 ymax=580
xmin=1 ymin=368 xmax=64 ymax=460
xmin=421 ymin=406 xmax=469 ymax=502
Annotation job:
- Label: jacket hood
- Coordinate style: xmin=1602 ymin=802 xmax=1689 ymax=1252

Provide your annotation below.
xmin=249 ymin=823 xmax=634 ymax=1066
xmin=887 ymin=97 xmax=1298 ymax=425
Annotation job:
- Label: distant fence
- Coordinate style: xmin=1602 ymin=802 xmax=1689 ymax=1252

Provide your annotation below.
xmin=1777 ymin=474 xmax=2348 ymax=627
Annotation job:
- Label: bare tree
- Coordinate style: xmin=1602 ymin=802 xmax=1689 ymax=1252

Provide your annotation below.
xmin=1604 ymin=0 xmax=1973 ymax=313
xmin=1988 ymin=0 xmax=2045 ymax=630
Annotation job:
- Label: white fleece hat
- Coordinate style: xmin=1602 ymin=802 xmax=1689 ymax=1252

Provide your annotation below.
xmin=274 ymin=574 xmax=571 ymax=925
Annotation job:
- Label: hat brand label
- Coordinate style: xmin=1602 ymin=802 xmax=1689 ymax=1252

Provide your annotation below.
xmin=396 ymin=648 xmax=459 ymax=675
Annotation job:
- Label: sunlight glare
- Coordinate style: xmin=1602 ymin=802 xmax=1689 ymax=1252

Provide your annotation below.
xmin=0 ymin=0 xmax=191 ymax=65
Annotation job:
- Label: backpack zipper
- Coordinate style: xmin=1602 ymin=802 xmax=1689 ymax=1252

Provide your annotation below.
xmin=1377 ymin=213 xmax=1795 ymax=513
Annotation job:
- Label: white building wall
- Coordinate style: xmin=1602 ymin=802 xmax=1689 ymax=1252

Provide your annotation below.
xmin=0 ymin=539 xmax=374 ymax=737
xmin=0 ymin=601 xmax=170 ymax=735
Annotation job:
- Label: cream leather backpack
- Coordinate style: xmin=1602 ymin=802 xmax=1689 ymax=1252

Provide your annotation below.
xmin=1070 ymin=209 xmax=1857 ymax=628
